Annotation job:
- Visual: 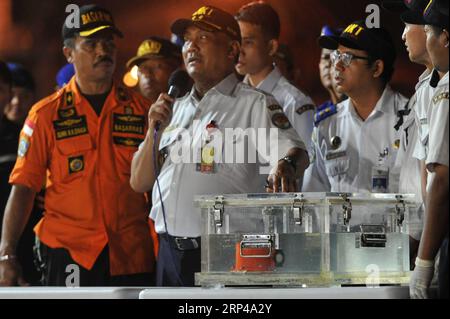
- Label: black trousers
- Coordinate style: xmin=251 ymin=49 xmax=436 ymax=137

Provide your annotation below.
xmin=439 ymin=235 xmax=449 ymax=299
xmin=40 ymin=243 xmax=154 ymax=287
xmin=156 ymin=234 xmax=201 ymax=287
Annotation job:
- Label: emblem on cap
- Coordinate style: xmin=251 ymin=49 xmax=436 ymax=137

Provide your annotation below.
xmin=330 ymin=136 xmax=342 ymax=150
xmin=81 ymin=10 xmax=113 ymax=26
xmin=343 ymin=24 xmax=365 ymax=37
xmin=192 ymin=6 xmax=214 ymax=21
xmin=138 ymin=40 xmax=162 ymax=56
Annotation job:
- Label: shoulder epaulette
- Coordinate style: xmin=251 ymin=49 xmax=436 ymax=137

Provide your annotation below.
xmin=116 ymin=85 xmax=131 ymax=102
xmin=432 ymin=92 xmax=449 ymax=105
xmin=316 ymin=100 xmax=333 ymax=112
xmin=314 ymin=103 xmax=337 ymax=127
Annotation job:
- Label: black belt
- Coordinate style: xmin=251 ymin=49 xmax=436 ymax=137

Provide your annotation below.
xmin=160 ymin=233 xmax=201 ymax=251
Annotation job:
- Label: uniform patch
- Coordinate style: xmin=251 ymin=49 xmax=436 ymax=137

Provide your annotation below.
xmin=23 ymin=119 xmax=35 ymax=137
xmin=433 ymin=92 xmax=449 ymax=104
xmin=112 ymin=113 xmax=145 ymax=135
xmin=65 ymin=91 xmax=74 ymax=106
xmin=68 ymin=155 xmax=84 ymax=174
xmin=18 ymin=137 xmax=30 ymax=157
xmin=271 ymin=113 xmax=291 ymax=129
xmin=420 ymin=118 xmax=427 ymax=125
xmin=117 ymin=87 xmax=130 ymax=102
xmin=113 ymin=136 xmax=144 ymax=147
xmin=124 ymin=106 xmax=134 ymax=114
xmin=326 ymin=150 xmax=347 ymax=161
xmin=58 ymin=107 xmax=77 ymax=119
xmin=53 ymin=116 xmax=88 ymax=140
xmin=267 ymin=104 xmax=283 ymax=112
xmin=393 ymin=139 xmax=400 ymax=149
xmin=296 ymin=104 xmax=315 ymax=115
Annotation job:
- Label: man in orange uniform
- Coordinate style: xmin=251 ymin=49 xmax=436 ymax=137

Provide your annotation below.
xmin=0 ymin=4 xmax=154 ymax=286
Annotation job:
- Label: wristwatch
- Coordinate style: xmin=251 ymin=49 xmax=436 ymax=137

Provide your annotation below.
xmin=281 ymin=156 xmax=297 ymax=172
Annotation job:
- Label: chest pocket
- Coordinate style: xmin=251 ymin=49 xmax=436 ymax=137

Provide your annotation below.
xmin=159 ymin=129 xmax=184 ymax=163
xmin=54 ymin=135 xmax=93 ymax=182
xmin=325 ymin=152 xmax=349 ymax=177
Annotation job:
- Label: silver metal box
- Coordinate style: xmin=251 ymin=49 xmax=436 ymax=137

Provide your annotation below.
xmin=194 ymin=193 xmax=416 ymax=287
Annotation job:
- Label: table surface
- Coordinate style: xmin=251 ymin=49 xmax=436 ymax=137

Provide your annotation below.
xmin=0 ymin=286 xmax=422 ymax=299
xmin=139 ymin=286 xmax=411 ymax=299
xmin=0 ymin=287 xmax=144 ymax=299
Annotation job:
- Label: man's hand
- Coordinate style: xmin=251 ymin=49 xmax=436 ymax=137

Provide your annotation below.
xmin=0 ymin=258 xmax=29 ymax=287
xmin=148 ymin=93 xmax=174 ymax=131
xmin=266 ymin=159 xmax=297 ymax=193
xmin=410 ymin=258 xmax=435 ymax=299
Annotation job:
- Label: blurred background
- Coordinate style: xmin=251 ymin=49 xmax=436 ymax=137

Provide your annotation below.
xmin=0 ymin=0 xmax=423 ymax=104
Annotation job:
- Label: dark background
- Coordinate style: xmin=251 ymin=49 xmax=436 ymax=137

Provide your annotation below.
xmin=0 ymin=0 xmax=424 ymax=104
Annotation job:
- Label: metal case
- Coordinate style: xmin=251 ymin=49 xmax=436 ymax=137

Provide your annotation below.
xmin=194 ymin=192 xmax=415 ymax=287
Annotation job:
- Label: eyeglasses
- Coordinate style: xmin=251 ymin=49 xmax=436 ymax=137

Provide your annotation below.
xmin=330 ymin=50 xmax=370 ymax=67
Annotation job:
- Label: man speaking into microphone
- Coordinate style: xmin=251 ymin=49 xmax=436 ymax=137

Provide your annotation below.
xmin=130 ymin=5 xmax=309 ymax=287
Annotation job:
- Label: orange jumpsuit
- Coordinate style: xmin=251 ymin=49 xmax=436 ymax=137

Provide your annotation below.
xmin=10 ymin=77 xmax=154 ymax=276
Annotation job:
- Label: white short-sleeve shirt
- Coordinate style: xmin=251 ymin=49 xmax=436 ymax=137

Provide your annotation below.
xmin=413 ymin=70 xmax=441 ymax=161
xmin=396 ymin=70 xmax=432 ymax=197
xmin=425 ymin=71 xmax=449 ymax=172
xmin=149 ymin=73 xmax=306 ymax=237
xmin=302 ymin=85 xmax=408 ymax=193
xmin=244 ymin=67 xmax=315 ymax=152
xmin=395 ymin=70 xmax=432 ymax=240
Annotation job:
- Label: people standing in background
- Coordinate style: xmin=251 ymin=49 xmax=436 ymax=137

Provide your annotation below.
xmin=126 ymin=37 xmax=183 ymax=103
xmin=382 ymin=0 xmax=434 ymax=270
xmin=317 ymin=25 xmax=346 ymax=111
xmin=0 ymin=63 xmax=42 ymax=285
xmin=410 ymin=0 xmax=449 ymax=299
xmin=55 ymin=63 xmax=75 ymax=90
xmin=235 ymin=1 xmax=315 ymax=183
xmin=303 ymin=21 xmax=408 ymax=194
xmin=0 ymin=4 xmax=155 ymax=287
xmin=130 ymin=5 xmax=309 ymax=286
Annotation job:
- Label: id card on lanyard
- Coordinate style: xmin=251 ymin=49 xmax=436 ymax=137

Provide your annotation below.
xmin=196 ymin=120 xmax=218 ymax=174
xmin=371 ymin=148 xmax=389 ymax=193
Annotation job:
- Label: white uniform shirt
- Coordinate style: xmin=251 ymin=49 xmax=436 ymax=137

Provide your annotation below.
xmin=425 ymin=72 xmax=449 ymax=193
xmin=149 ymin=73 xmax=306 ymax=237
xmin=302 ymin=85 xmax=408 ymax=193
xmin=244 ymin=67 xmax=315 ymax=150
xmin=396 ymin=70 xmax=431 ymax=196
xmin=413 ymin=70 xmax=441 ymax=161
xmin=395 ymin=70 xmax=432 ymax=240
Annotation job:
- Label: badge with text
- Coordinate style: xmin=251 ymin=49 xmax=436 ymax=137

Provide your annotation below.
xmin=112 ymin=113 xmax=145 ymax=135
xmin=197 ymin=121 xmax=218 ymax=174
xmin=53 ymin=116 xmax=88 ymax=140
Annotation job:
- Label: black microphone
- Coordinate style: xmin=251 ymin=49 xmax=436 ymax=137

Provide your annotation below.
xmin=155 ymin=69 xmax=191 ymax=131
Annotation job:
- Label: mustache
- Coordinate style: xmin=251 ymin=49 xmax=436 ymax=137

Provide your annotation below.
xmin=187 ymin=54 xmax=202 ymax=63
xmin=94 ymin=56 xmax=113 ymax=67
